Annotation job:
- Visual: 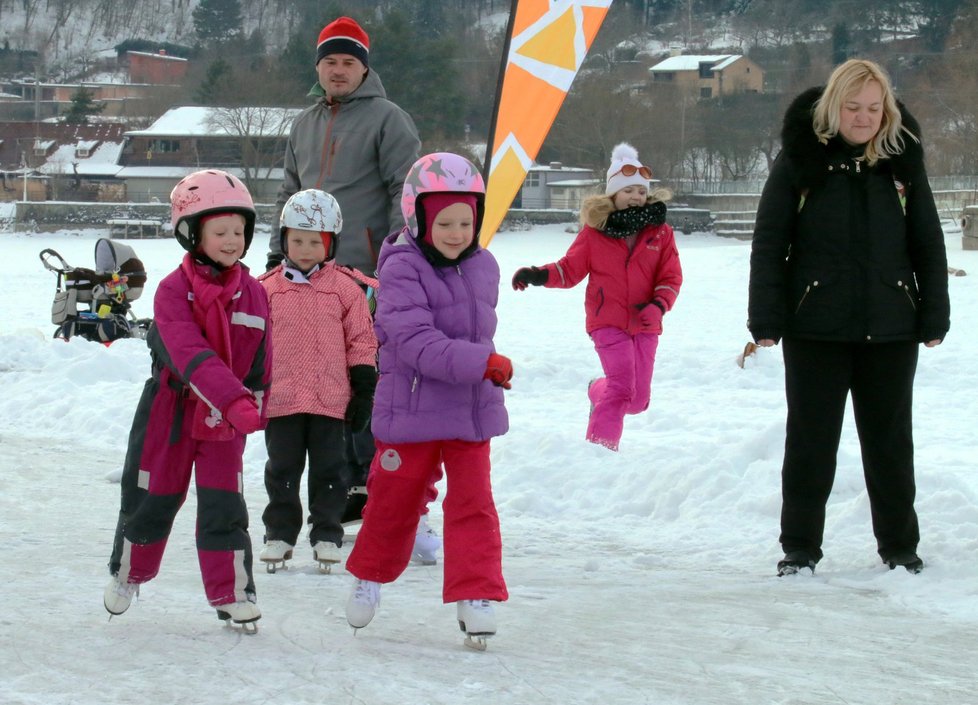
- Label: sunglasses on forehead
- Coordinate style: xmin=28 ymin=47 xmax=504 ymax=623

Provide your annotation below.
xmin=614 ymin=164 xmax=653 ymax=179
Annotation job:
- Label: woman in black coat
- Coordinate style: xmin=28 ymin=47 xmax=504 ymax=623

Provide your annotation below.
xmin=748 ymin=59 xmax=950 ymax=576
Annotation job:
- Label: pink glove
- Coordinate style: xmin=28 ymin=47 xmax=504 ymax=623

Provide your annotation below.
xmin=638 ymin=301 xmax=664 ymax=329
xmin=225 ymin=395 xmax=261 ymax=435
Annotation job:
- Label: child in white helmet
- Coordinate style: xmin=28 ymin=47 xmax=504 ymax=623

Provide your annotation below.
xmin=105 ymin=169 xmax=271 ymax=632
xmin=256 ymin=189 xmax=379 ymax=573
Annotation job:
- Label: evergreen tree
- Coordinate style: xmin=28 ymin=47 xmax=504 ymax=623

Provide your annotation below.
xmin=193 ymin=0 xmax=244 ymax=44
xmin=63 ymin=87 xmax=104 ymax=124
xmin=194 ymin=58 xmax=235 ymax=105
xmin=369 ymin=9 xmax=467 ymax=143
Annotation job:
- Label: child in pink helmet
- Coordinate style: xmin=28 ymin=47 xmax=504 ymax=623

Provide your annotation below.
xmin=512 ymin=143 xmax=683 ymax=451
xmin=104 ymin=169 xmax=272 ymax=633
xmin=343 ymin=153 xmax=511 ymax=650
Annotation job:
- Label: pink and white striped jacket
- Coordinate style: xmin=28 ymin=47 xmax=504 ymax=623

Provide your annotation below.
xmin=259 ymin=263 xmax=378 ymax=419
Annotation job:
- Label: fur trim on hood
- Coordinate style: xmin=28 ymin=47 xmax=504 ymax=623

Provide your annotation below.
xmin=780 ymin=86 xmax=926 ymax=191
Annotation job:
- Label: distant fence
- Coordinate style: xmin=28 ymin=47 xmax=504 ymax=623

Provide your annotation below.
xmin=9 ymin=201 xmax=279 ymax=232
xmin=671 ymin=175 xmax=978 ymax=196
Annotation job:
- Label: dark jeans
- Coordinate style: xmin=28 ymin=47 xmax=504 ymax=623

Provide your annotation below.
xmin=263 ymin=414 xmax=348 ymax=547
xmin=780 ymin=338 xmax=920 ymax=562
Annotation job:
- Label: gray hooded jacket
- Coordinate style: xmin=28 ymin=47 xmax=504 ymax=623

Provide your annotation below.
xmin=269 ymin=69 xmax=421 ymax=274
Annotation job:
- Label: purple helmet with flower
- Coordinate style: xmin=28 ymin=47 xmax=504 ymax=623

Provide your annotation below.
xmin=400 ymin=152 xmax=486 ymax=241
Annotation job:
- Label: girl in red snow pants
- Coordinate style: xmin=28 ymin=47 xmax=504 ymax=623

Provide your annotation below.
xmin=346 ymin=439 xmax=507 ymax=603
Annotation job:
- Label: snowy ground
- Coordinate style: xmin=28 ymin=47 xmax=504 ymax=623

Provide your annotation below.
xmin=1 ymin=221 xmax=977 ymax=705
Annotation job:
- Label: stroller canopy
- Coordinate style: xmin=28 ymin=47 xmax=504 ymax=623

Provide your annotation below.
xmin=94 ymin=238 xmax=146 ymax=301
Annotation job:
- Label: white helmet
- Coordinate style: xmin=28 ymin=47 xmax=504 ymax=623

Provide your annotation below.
xmin=279 ymin=189 xmax=343 ymax=261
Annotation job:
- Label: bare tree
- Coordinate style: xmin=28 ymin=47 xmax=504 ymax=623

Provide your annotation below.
xmin=205 ymin=106 xmax=295 ymax=193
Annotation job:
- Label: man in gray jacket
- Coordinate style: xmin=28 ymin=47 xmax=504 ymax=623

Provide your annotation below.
xmin=266 ymin=16 xmax=421 ymax=274
xmin=264 ymin=17 xmax=423 ymax=545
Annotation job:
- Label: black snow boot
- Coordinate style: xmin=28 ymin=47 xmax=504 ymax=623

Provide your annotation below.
xmin=777 ymin=550 xmax=816 ymax=576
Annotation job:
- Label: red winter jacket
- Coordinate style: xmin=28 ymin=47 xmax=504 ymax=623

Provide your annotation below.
xmin=543 ymin=223 xmax=683 ymax=335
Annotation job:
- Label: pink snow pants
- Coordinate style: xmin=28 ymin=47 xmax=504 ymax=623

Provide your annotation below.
xmin=346 ymin=439 xmax=508 ymax=603
xmin=586 ymin=326 xmax=660 ymax=451
xmin=116 ymin=394 xmax=254 ymax=607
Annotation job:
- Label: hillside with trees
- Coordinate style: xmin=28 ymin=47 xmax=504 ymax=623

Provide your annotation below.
xmin=2 ymin=0 xmax=978 ymax=180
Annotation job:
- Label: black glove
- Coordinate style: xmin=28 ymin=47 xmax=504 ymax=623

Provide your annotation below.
xmin=345 ymin=365 xmax=378 ymax=433
xmin=265 ymin=253 xmax=284 ymax=272
xmin=512 ymin=266 xmax=548 ymax=291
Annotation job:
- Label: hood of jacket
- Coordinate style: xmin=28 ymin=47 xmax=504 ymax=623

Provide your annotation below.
xmin=781 ymin=86 xmax=926 ymax=191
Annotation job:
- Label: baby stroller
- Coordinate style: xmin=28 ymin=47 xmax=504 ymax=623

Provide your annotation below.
xmin=40 ymin=238 xmax=152 ymax=343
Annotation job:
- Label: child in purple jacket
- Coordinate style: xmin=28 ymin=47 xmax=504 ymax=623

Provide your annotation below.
xmin=104 ymin=170 xmax=271 ymax=633
xmin=343 ymin=153 xmax=511 ymax=650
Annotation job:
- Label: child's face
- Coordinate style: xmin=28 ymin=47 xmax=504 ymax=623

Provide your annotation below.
xmin=613 ymin=185 xmax=648 ymax=210
xmin=198 ymin=214 xmax=246 ymax=267
xmin=429 ymin=203 xmax=475 ymax=260
xmin=285 ymin=227 xmax=328 ymax=270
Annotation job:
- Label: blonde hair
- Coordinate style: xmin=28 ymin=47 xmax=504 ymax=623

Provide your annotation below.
xmin=580 ymin=187 xmax=672 ymax=230
xmin=812 ymin=59 xmax=917 ymax=165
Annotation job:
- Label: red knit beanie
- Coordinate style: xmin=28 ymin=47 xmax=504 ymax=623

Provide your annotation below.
xmin=316 ymin=17 xmax=369 ymax=67
xmin=421 ymin=193 xmax=478 ymax=244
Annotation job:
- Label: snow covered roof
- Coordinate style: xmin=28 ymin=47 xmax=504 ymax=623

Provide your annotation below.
xmin=125 ymin=106 xmax=302 ymax=138
xmin=115 ymin=165 xmax=286 ymax=181
xmin=547 ymin=178 xmax=601 ymax=187
xmin=127 ymin=51 xmax=188 ymax=63
xmin=37 ymin=141 xmax=125 ymax=176
xmin=649 ymin=54 xmax=740 ymax=72
xmin=527 ymin=163 xmax=592 ymax=173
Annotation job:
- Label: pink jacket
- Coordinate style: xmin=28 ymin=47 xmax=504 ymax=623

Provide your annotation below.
xmin=151 ymin=261 xmax=272 ymax=434
xmin=259 ymin=263 xmax=378 ymax=419
xmin=543 ymin=223 xmax=682 ymax=335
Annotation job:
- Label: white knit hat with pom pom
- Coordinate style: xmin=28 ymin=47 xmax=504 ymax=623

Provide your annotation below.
xmin=605 ymin=142 xmax=650 ymax=196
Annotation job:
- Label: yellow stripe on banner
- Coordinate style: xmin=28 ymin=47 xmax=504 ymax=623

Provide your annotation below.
xmin=481 ymin=0 xmax=612 ymax=248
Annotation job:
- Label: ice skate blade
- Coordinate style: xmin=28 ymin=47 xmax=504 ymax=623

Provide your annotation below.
xmin=318 ymin=561 xmax=338 ymax=574
xmin=221 ymin=619 xmax=259 ymax=635
xmin=217 ymin=611 xmax=260 ymax=635
xmin=463 ymin=635 xmax=489 ymax=651
xmin=262 ymin=560 xmax=288 ymax=574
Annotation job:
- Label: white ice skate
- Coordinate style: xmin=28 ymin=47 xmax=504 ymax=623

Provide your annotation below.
xmin=216 ymin=599 xmax=261 ymax=634
xmin=313 ymin=541 xmax=341 ymax=574
xmin=103 ymin=575 xmax=139 ymax=616
xmin=412 ymin=515 xmax=442 ymax=566
xmin=259 ymin=540 xmax=294 ymax=574
xmin=346 ymin=578 xmax=381 ymax=631
xmin=457 ymin=599 xmax=496 ymax=651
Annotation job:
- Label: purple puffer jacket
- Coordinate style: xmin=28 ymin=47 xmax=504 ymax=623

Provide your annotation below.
xmin=371 ymin=230 xmax=508 ymax=443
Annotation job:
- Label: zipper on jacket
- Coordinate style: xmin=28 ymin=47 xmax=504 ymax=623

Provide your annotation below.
xmin=457 ymin=265 xmax=485 ymax=439
xmin=315 ymin=107 xmax=339 ymax=189
xmin=900 ymin=281 xmax=917 ymax=310
xmin=794 ymin=280 xmax=819 ymax=313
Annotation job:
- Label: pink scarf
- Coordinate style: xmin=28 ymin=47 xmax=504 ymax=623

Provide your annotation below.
xmin=180 ymin=254 xmax=242 ymax=441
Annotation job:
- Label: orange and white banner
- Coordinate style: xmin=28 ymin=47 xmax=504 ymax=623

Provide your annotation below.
xmin=481 ymin=0 xmax=613 ymax=246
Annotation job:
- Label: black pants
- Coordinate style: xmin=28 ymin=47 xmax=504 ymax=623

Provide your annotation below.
xmin=780 ymin=338 xmax=920 ymax=562
xmin=263 ymin=414 xmax=348 ymax=547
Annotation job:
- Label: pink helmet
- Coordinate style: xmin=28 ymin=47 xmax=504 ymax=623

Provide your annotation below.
xmin=400 ymin=152 xmax=485 ymax=241
xmin=169 ymin=170 xmax=257 ymax=254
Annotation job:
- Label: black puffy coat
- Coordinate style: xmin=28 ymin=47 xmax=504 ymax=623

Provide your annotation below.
xmin=748 ymin=87 xmax=950 ymax=344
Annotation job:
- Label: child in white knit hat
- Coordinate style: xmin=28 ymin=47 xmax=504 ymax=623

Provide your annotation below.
xmin=512 ymin=143 xmax=683 ymax=451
